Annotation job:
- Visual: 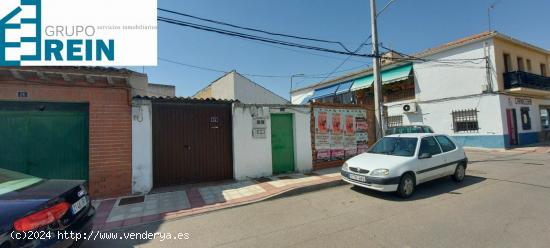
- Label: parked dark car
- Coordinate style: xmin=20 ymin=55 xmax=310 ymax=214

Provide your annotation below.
xmin=0 ymin=168 xmax=95 ymax=248
xmin=385 ymin=125 xmax=434 ymax=135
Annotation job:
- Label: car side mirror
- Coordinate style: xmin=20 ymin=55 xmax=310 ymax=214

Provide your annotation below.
xmin=419 ymin=152 xmax=432 ymax=159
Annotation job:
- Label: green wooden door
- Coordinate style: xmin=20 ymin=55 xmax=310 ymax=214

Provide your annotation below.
xmin=0 ymin=102 xmax=89 ymax=180
xmin=271 ymin=114 xmax=295 ymax=174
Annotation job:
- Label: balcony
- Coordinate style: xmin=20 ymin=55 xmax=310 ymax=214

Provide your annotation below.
xmin=503 ymin=71 xmax=550 ymax=96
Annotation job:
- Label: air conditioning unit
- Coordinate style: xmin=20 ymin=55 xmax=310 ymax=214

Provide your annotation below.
xmin=402 ymin=103 xmax=417 ymax=113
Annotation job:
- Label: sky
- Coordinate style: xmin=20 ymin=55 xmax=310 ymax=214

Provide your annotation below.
xmin=130 ymin=0 xmax=550 ymax=99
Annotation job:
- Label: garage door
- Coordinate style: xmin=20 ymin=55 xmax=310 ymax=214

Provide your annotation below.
xmin=152 ymin=101 xmax=233 ymax=187
xmin=0 ymin=101 xmax=89 ymax=180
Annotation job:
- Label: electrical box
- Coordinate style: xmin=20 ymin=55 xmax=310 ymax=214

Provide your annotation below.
xmin=252 ymin=128 xmax=266 ymax=138
xmin=252 ymin=118 xmax=266 ymax=129
xmin=251 ymin=106 xmax=269 ymax=138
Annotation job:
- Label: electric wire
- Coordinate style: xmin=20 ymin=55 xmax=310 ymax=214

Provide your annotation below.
xmin=157 ymin=17 xmax=373 ymax=58
xmin=158 ymin=8 xmax=364 ymax=53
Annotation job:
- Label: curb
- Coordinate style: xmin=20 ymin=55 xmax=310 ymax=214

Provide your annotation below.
xmin=266 ymin=179 xmax=347 ymax=201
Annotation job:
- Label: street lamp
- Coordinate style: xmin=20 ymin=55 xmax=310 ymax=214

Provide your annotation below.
xmin=290 ymin=73 xmax=305 ymax=103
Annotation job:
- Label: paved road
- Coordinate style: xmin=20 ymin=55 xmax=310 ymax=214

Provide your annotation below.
xmin=83 ymin=150 xmax=550 ymax=248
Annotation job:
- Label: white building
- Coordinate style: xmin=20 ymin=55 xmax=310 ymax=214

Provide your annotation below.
xmin=291 ymin=31 xmax=550 ymax=149
xmin=232 ymin=103 xmax=313 ymax=179
xmin=194 ymin=70 xmax=289 ymax=104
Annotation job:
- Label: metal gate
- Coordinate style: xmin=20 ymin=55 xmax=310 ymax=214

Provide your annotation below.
xmin=0 ymin=101 xmax=89 ymax=180
xmin=152 ymin=100 xmax=233 ymax=187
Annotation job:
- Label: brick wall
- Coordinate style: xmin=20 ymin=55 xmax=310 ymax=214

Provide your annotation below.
xmin=0 ymin=78 xmax=132 ymax=198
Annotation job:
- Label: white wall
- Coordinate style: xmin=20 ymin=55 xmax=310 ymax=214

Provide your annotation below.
xmin=386 ymin=94 xmax=505 ymax=136
xmin=233 ymin=104 xmax=312 ymax=179
xmin=500 ymin=95 xmax=550 ymax=133
xmin=233 ymin=72 xmax=289 ymax=104
xmin=414 ymin=40 xmax=496 ymax=101
xmin=210 ymin=72 xmax=236 ymax=101
xmin=131 ymin=99 xmax=153 ymax=194
xmin=233 ymin=105 xmax=272 ymax=179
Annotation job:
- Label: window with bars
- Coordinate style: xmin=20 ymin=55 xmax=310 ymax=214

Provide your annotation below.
xmin=451 ymin=109 xmax=479 ymax=133
xmin=386 ymin=115 xmax=403 ymax=128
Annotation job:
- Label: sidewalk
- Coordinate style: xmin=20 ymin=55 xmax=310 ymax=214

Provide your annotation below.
xmin=91 ymin=167 xmax=343 ymax=231
xmin=464 ymin=142 xmax=550 ymax=154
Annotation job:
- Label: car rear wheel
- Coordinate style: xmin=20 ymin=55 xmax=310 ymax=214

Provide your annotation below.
xmin=397 ymin=173 xmax=415 ymax=198
xmin=452 ymin=163 xmax=466 ymax=182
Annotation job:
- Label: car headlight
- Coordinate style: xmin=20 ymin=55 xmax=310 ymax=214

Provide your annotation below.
xmin=342 ymin=162 xmax=349 ymax=171
xmin=370 ymin=168 xmax=389 ymax=176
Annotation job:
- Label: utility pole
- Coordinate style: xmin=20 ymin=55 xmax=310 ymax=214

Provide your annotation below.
xmin=370 ymin=0 xmax=384 ymax=139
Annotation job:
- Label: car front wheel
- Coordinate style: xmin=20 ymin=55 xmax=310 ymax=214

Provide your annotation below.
xmin=397 ymin=173 xmax=415 ymax=198
xmin=452 ymin=163 xmax=466 ymax=182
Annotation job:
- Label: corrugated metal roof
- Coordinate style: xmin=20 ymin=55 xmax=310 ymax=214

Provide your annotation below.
xmin=133 ymin=95 xmax=238 ymax=104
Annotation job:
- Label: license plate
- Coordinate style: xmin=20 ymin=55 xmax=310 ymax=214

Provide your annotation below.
xmin=71 ymin=196 xmax=88 ymax=215
xmin=349 ymin=173 xmax=366 ymax=182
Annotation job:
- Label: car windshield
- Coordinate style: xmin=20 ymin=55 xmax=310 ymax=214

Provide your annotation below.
xmin=0 ymin=168 xmax=43 ymax=196
xmin=367 ymin=137 xmax=418 ymax=157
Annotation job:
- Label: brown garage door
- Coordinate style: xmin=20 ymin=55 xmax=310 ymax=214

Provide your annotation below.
xmin=152 ymin=100 xmax=233 ymax=188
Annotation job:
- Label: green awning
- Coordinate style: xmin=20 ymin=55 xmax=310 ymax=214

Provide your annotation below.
xmin=350 ymin=63 xmax=412 ymax=91
xmin=381 ymin=63 xmax=413 ymax=84
xmin=350 ymin=74 xmax=374 ymax=91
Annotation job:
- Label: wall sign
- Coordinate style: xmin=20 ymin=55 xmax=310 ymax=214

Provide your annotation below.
xmin=17 ymin=91 xmax=28 ymax=99
xmin=209 ymin=116 xmax=219 ymax=129
xmin=515 ymin=97 xmax=532 ymax=105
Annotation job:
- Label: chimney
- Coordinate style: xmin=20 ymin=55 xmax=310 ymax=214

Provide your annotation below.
xmin=380 ymin=51 xmax=402 ymax=65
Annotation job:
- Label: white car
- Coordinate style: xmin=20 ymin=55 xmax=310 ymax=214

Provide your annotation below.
xmin=341 ymin=133 xmax=468 ymax=198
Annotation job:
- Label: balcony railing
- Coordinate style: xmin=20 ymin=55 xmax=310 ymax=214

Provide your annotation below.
xmin=503 ymin=71 xmax=550 ymax=91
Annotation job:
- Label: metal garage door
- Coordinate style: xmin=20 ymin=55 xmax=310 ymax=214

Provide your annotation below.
xmin=0 ymin=101 xmax=89 ymax=180
xmin=152 ymin=101 xmax=233 ymax=188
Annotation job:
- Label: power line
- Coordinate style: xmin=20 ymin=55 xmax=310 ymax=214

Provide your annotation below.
xmin=244 ymin=38 xmax=370 ymax=64
xmin=379 ymin=45 xmax=486 ymax=64
xmin=315 ymin=35 xmax=372 ymax=85
xmin=158 ymin=16 xmax=373 ymax=58
xmin=158 ymin=57 xmax=371 ymax=79
xmin=297 ymin=0 xmax=397 ymax=89
xmin=158 ymin=8 xmax=364 ymax=53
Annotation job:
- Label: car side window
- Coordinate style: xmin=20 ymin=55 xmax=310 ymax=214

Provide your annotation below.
xmin=422 ymin=127 xmax=431 ymax=133
xmin=419 ymin=136 xmax=442 ymax=156
xmin=435 ymin=135 xmax=456 ymax=152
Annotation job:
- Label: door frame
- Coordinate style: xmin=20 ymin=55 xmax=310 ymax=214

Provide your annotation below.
xmin=270 ymin=113 xmax=295 ymax=174
xmin=506 ymin=108 xmax=518 ymax=146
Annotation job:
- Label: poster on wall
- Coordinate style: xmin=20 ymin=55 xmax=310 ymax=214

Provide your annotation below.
xmin=355 ymin=111 xmax=369 ymax=154
xmin=314 ymin=108 xmax=330 ymax=161
xmin=314 ymin=107 xmax=368 ymax=162
xmin=344 ymin=110 xmax=357 ymax=158
xmin=330 ymin=110 xmax=344 ymax=160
